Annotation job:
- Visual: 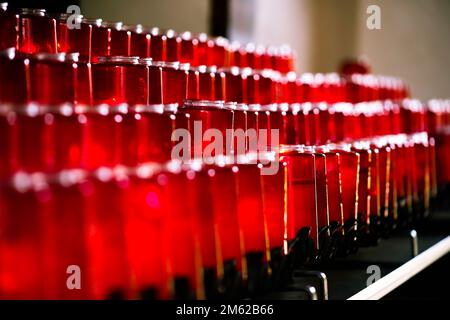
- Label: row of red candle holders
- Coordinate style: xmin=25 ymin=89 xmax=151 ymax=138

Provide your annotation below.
xmin=0 ymin=49 xmax=410 ymax=107
xmin=0 ymin=131 xmax=438 ymax=299
xmin=1 ymin=99 xmax=449 ymax=181
xmin=0 ymin=5 xmax=295 ymax=72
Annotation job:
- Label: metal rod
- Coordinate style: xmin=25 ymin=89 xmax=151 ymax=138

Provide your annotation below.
xmin=304 ymin=285 xmax=318 ymax=300
xmin=410 ymin=230 xmax=419 ymax=258
xmin=293 ymin=270 xmax=329 ymax=300
xmin=348 ymin=235 xmax=450 ymax=300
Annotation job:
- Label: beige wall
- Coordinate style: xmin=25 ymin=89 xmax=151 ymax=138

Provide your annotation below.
xmin=357 ymin=0 xmax=450 ymax=100
xmin=81 ymin=0 xmax=211 ymax=34
xmin=81 ymin=0 xmax=449 ymax=100
xmin=230 ymin=0 xmax=449 ymax=100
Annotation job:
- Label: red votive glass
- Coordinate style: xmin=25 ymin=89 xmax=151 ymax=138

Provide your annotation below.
xmin=19 ymin=8 xmax=57 ymax=54
xmin=0 ymin=49 xmax=30 ymax=104
xmin=149 ymin=28 xmax=167 ymax=62
xmin=88 ymin=19 xmax=110 ymax=60
xmin=0 ymin=3 xmax=19 ymax=50
xmin=92 ymin=56 xmax=147 ymax=106
xmin=128 ymin=24 xmax=150 ymax=58
xmin=55 ymin=14 xmax=90 ymax=61
xmin=234 ymin=161 xmax=269 ymax=260
xmin=281 ymin=147 xmax=319 ymax=249
xmin=122 ymin=169 xmax=170 ymax=299
xmin=83 ymin=172 xmax=129 ymax=299
xmin=0 ymin=174 xmax=46 ymax=299
xmin=133 ymin=105 xmax=174 ymax=164
xmin=29 ymin=52 xmax=78 ymax=105
xmin=80 ymin=105 xmax=117 ymax=170
xmin=107 ymin=21 xmax=130 ymax=56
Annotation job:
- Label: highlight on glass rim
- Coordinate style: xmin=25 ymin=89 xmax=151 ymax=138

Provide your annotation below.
xmin=0 ymin=0 xmax=449 ymax=308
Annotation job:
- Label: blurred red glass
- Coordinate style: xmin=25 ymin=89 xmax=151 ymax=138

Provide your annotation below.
xmin=180 ymin=100 xmax=234 ymax=158
xmin=122 ymin=172 xmax=170 ymax=299
xmin=55 ymin=14 xmax=90 ymax=61
xmin=0 ymin=49 xmax=31 ymax=104
xmin=0 ymin=175 xmax=46 ymax=298
xmin=134 ymin=105 xmax=176 ymax=164
xmin=209 ymin=165 xmax=243 ymax=274
xmin=164 ymin=170 xmax=202 ymax=299
xmin=19 ymin=9 xmax=57 ymax=54
xmin=149 ymin=28 xmax=167 ymax=62
xmin=165 ymin=30 xmax=180 ymax=62
xmin=83 ymin=174 xmax=129 ymax=299
xmin=128 ymin=24 xmax=150 ymax=58
xmin=331 ymin=146 xmax=360 ymax=229
xmin=80 ymin=107 xmax=117 ymax=170
xmin=180 ymin=32 xmax=199 ymax=65
xmin=52 ymin=109 xmax=83 ymax=171
xmin=158 ymin=62 xmax=189 ymax=105
xmin=89 ymin=19 xmax=110 ymax=60
xmin=208 ymin=37 xmax=228 ymax=68
xmin=281 ymin=147 xmax=319 ymax=248
xmin=92 ymin=56 xmax=147 ymax=106
xmin=261 ymin=160 xmax=287 ymax=250
xmin=29 ymin=53 xmax=78 ymax=105
xmin=234 ymin=163 xmax=270 ymax=263
xmin=0 ymin=3 xmax=19 ymax=50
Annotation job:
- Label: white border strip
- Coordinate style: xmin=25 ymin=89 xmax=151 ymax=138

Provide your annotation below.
xmin=348 ymin=235 xmax=450 ymax=300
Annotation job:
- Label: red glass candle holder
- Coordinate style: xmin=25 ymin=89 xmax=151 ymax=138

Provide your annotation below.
xmin=273 ymin=45 xmax=295 ymax=74
xmin=324 ymin=73 xmax=346 ymax=104
xmin=29 ymin=52 xmax=78 ymax=105
xmin=245 ymin=44 xmax=264 ymax=71
xmin=231 ymin=103 xmax=259 ymax=155
xmin=19 ymin=8 xmax=57 ymax=54
xmin=352 ymin=143 xmax=369 ymax=225
xmin=314 ymin=152 xmax=330 ymax=232
xmin=149 ymin=28 xmax=167 ymax=62
xmin=220 ymin=67 xmax=247 ymax=104
xmin=121 ymin=169 xmax=170 ymax=299
xmin=108 ymin=21 xmax=131 ymax=56
xmin=179 ymin=32 xmax=199 ymax=65
xmin=317 ymin=147 xmax=343 ymax=227
xmin=0 ymin=3 xmax=19 ymax=50
xmin=55 ymin=14 xmax=90 ymax=61
xmin=208 ymin=37 xmax=228 ymax=68
xmin=208 ymin=165 xmax=243 ymax=273
xmin=281 ymin=147 xmax=319 ymax=249
xmin=197 ymin=66 xmax=217 ymax=100
xmin=156 ymin=61 xmax=188 ymax=105
xmin=87 ymin=19 xmax=110 ymax=60
xmin=79 ymin=106 xmax=117 ymax=170
xmin=46 ymin=173 xmax=92 ymax=299
xmin=413 ymin=135 xmax=432 ymax=213
xmin=124 ymin=168 xmax=170 ymax=299
xmin=0 ymin=109 xmax=13 ymax=179
xmin=83 ymin=173 xmax=129 ymax=299
xmin=0 ymin=49 xmax=30 ymax=104
xmin=228 ymin=41 xmax=248 ymax=69
xmin=234 ymin=162 xmax=270 ymax=262
xmin=0 ymin=174 xmax=46 ymax=298
xmin=52 ymin=106 xmax=83 ymax=171
xmin=11 ymin=106 xmax=54 ymax=174
xmin=127 ymin=24 xmax=150 ymax=58
xmin=260 ymin=159 xmax=287 ymax=250
xmin=191 ymin=168 xmax=222 ymax=298
xmin=180 ymin=100 xmax=234 ymax=158
xmin=330 ymin=145 xmax=360 ymax=230
xmin=164 ymin=169 xmax=203 ymax=299
xmin=93 ymin=56 xmax=147 ymax=106
xmin=133 ymin=105 xmax=175 ymax=164
xmin=165 ymin=29 xmax=180 ymax=62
